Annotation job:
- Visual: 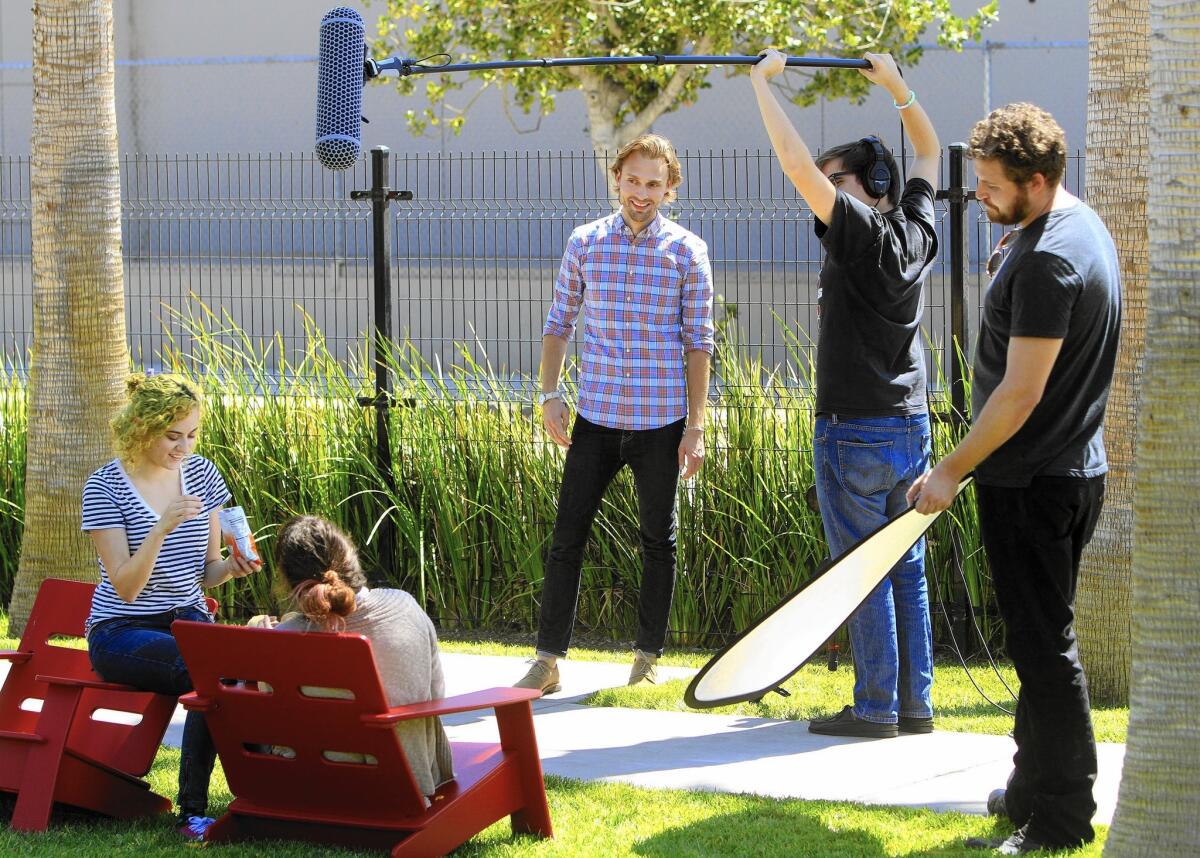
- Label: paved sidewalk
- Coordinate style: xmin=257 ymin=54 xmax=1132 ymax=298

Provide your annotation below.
xmin=435 ymin=654 xmax=1124 ymax=824
xmin=149 ymin=652 xmax=1124 ymax=824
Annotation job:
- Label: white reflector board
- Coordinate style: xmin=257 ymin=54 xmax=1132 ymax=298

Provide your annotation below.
xmin=685 ymin=477 xmax=972 ymax=709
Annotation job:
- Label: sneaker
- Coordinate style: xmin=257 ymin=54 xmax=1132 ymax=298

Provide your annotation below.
xmin=514 ymin=658 xmax=561 ymax=694
xmin=177 ymin=815 xmax=216 ymax=842
xmin=898 ymin=715 xmax=934 ymax=734
xmin=808 ymin=705 xmax=898 ymax=738
xmin=628 ymin=649 xmax=659 ymax=686
xmin=965 ymin=824 xmax=1054 ymax=854
xmin=987 ymin=788 xmax=1008 ymax=818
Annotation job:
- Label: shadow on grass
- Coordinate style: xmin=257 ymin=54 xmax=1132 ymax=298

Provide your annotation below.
xmin=631 ymin=803 xmax=890 ymax=857
xmin=631 ymin=803 xmax=1097 ymax=858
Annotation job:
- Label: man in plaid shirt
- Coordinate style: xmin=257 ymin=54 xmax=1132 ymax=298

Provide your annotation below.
xmin=515 ymin=133 xmax=715 ymax=693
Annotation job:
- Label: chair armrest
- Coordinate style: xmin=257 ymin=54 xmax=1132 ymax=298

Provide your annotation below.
xmin=362 ymin=687 xmax=539 ymax=727
xmin=178 ymin=691 xmax=215 ymax=713
xmin=0 ymin=650 xmax=32 ymax=665
xmin=35 ymin=673 xmax=143 ymax=693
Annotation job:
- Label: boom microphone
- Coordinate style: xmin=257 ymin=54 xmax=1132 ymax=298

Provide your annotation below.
xmin=315 ymin=6 xmax=365 ymax=171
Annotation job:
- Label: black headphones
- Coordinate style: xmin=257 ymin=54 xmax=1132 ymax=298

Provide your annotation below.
xmin=859 ymin=136 xmax=892 ymax=200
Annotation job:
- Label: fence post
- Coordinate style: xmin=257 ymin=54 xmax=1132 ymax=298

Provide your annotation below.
xmin=947 ymin=143 xmax=970 ymax=424
xmin=351 ymin=146 xmax=412 ymax=580
xmin=942 ymin=142 xmax=975 ymax=655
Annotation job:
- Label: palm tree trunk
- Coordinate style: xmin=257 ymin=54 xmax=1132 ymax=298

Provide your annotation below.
xmin=1104 ymin=0 xmax=1200 ymax=853
xmin=6 ymin=0 xmax=129 ymax=635
xmin=1075 ymin=0 xmax=1150 ymax=706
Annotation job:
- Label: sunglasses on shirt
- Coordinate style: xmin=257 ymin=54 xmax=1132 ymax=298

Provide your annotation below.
xmin=985 ymin=229 xmax=1019 ymax=278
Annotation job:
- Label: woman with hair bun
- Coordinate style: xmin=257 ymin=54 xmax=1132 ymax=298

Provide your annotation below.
xmin=267 ymin=515 xmax=454 ymax=799
xmin=83 ymin=372 xmax=261 ymax=842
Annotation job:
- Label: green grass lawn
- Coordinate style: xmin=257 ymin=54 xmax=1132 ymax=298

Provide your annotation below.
xmin=0 ymin=748 xmax=1107 ymax=857
xmin=1 ymin=613 xmax=1122 ymax=855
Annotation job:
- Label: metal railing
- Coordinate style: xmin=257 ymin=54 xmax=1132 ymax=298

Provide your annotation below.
xmin=2 ymin=148 xmax=1085 ymax=381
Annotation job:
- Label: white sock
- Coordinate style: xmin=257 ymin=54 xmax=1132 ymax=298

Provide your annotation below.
xmin=535 ymin=651 xmax=558 ymax=667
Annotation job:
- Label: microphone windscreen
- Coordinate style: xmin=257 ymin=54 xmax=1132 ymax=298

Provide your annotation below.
xmin=315 ymin=7 xmax=365 ymax=171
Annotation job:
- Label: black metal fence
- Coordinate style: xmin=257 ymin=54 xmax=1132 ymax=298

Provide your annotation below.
xmin=0 ymin=149 xmax=1087 ymax=387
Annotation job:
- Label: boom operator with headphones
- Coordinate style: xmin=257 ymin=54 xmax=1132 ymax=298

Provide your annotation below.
xmin=859 ymin=135 xmax=893 ymax=200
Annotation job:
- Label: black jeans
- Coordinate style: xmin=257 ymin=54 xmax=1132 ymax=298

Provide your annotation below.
xmin=87 ymin=606 xmax=216 ymax=819
xmin=537 ymin=415 xmax=684 ymax=658
xmin=977 ymin=475 xmax=1105 ymax=848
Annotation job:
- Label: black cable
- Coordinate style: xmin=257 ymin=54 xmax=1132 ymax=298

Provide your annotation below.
xmin=934 ymin=513 xmax=1016 ymax=717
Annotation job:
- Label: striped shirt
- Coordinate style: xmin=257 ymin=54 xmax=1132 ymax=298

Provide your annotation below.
xmin=82 ymin=455 xmax=230 ymax=635
xmin=544 ymin=211 xmax=715 ymax=430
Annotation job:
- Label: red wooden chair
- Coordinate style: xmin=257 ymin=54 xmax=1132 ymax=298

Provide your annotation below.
xmin=0 ymin=578 xmax=206 ymax=831
xmin=173 ymin=620 xmax=553 ymax=857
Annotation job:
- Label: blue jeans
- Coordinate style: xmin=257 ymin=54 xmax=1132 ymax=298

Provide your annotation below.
xmin=813 ymin=412 xmax=933 ymax=724
xmin=87 ymin=606 xmax=215 ymax=818
xmin=537 ymin=415 xmax=684 ymax=658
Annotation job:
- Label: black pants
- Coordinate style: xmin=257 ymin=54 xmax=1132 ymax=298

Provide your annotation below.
xmin=977 ymin=475 xmax=1105 ymax=848
xmin=537 ymin=415 xmax=684 ymax=658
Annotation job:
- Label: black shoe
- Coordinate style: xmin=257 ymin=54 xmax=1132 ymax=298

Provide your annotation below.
xmin=898 ymin=715 xmax=934 ymax=734
xmin=808 ymin=705 xmax=898 ymax=738
xmin=987 ymin=788 xmax=1007 ymax=817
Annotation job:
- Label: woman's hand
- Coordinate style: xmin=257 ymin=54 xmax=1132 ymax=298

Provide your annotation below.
xmin=224 ymin=551 xmax=261 ymax=579
xmin=154 ymin=494 xmax=203 ymax=536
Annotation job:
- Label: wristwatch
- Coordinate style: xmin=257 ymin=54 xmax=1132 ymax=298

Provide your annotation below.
xmin=537 ymin=390 xmax=563 ymax=406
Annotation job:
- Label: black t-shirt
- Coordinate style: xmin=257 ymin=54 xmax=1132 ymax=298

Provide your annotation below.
xmin=973 ymin=202 xmax=1122 ymax=487
xmin=813 ymin=178 xmax=938 ymax=416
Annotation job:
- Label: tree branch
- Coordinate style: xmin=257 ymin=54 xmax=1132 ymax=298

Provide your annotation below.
xmin=589 ymin=0 xmax=624 ymax=42
xmin=621 ymin=35 xmax=712 ymax=143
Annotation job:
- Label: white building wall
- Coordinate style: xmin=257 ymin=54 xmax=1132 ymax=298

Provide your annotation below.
xmin=1 ymin=1 xmax=1087 ymax=160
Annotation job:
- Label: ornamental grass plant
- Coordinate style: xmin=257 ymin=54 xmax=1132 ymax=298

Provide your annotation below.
xmin=0 ymin=301 xmax=993 ymax=651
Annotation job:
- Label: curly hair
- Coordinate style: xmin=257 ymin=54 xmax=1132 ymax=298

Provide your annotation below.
xmin=611 ymin=133 xmax=682 ymax=202
xmin=968 ymin=103 xmax=1066 ymax=186
xmin=110 ymin=373 xmax=203 ymax=463
xmin=274 ymin=515 xmax=367 ymax=631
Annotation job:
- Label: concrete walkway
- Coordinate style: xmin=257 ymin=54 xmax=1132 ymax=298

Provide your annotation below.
xmin=149 ymin=652 xmax=1125 ymax=824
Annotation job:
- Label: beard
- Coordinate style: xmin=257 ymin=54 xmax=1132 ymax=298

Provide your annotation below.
xmin=984 ymin=184 xmax=1032 ymax=226
xmin=621 ymin=197 xmax=659 ymax=227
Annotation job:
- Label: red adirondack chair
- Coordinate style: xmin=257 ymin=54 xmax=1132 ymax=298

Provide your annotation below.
xmin=172 ymin=620 xmax=553 ymax=857
xmin=0 ymin=578 xmax=203 ymax=831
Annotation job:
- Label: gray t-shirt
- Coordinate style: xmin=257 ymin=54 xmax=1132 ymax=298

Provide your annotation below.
xmin=813 ymin=178 xmax=938 ymax=416
xmin=973 ymin=202 xmax=1122 ymax=487
xmin=275 ymin=587 xmax=454 ymax=798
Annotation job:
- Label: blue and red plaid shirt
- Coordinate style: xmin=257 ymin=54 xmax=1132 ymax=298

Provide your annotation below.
xmin=543 ymin=211 xmax=715 ymax=430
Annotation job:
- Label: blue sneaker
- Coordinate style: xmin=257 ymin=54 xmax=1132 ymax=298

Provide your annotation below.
xmin=177 ymin=815 xmax=216 ymax=842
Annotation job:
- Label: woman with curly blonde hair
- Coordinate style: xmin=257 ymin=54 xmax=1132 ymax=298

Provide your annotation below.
xmin=83 ymin=372 xmax=260 ymax=842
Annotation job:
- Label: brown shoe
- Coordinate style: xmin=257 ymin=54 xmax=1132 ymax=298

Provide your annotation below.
xmin=628 ymin=649 xmax=659 ymax=686
xmin=514 ymin=658 xmax=561 ymax=694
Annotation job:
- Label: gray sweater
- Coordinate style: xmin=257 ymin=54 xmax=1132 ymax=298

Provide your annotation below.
xmin=276 ymin=586 xmax=454 ymax=797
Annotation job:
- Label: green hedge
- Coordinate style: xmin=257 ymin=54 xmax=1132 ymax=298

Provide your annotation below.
xmin=0 ymin=305 xmax=995 ymax=649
